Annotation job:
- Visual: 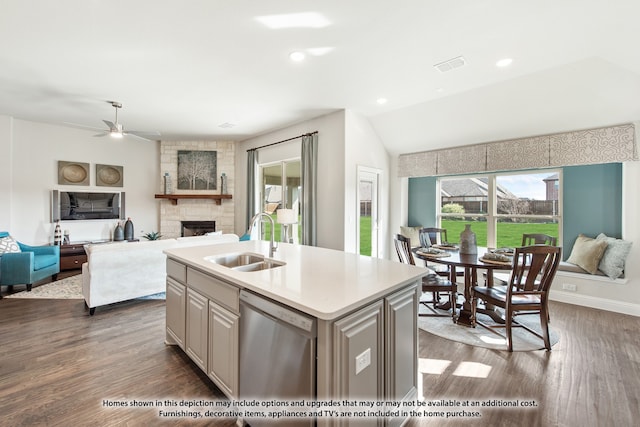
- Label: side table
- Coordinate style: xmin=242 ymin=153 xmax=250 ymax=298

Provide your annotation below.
xmin=59 ymin=242 xmax=89 ymax=271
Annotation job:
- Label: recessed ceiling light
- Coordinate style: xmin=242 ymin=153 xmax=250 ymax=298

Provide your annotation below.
xmin=218 ymin=122 xmax=237 ymax=129
xmin=289 ymin=51 xmax=306 ymax=62
xmin=376 ymin=98 xmax=388 ymax=105
xmin=496 ymin=58 xmax=513 ymax=67
xmin=255 ymin=12 xmax=331 ymax=29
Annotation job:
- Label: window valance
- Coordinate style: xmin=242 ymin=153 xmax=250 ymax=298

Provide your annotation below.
xmin=398 ymin=123 xmax=637 ymax=177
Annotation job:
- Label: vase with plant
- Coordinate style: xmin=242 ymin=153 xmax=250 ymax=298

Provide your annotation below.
xmin=142 ymin=231 xmax=162 ymax=240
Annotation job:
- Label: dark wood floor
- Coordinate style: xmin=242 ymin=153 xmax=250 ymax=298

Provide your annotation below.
xmin=1 ymin=293 xmax=638 ymax=426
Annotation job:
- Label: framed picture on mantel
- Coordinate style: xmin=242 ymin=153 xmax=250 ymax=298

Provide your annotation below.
xmin=177 ymin=150 xmax=217 ymax=190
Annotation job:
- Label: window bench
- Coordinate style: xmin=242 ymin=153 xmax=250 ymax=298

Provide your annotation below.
xmin=556 ymin=261 xmax=628 ymax=284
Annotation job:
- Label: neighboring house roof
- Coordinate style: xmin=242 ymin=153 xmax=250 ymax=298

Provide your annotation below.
xmin=441 ymin=178 xmax=518 ymax=199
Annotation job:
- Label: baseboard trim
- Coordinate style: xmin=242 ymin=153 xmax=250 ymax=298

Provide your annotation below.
xmin=550 ymin=290 xmax=640 ymax=317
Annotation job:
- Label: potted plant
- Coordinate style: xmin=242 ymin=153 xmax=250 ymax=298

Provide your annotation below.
xmin=142 ymin=231 xmax=162 ymax=240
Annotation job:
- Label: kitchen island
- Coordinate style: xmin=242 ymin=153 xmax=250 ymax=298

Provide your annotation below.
xmin=164 ymin=240 xmax=426 ymax=427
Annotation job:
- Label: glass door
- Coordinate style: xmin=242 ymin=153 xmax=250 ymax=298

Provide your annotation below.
xmin=357 ymin=167 xmax=380 ymax=257
xmin=259 ymin=160 xmax=301 ymax=243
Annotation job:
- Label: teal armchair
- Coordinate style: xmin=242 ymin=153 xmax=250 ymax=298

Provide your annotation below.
xmin=0 ymin=231 xmax=60 ymax=294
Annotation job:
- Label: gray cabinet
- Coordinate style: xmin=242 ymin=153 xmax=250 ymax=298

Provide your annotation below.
xmin=166 ymin=262 xmax=241 ymax=400
xmin=186 ymin=288 xmax=209 ymax=372
xmin=333 ymin=300 xmax=385 ymax=427
xmin=166 ymin=278 xmax=186 ymax=349
xmin=321 ymin=282 xmax=419 ymax=427
xmin=208 ymin=300 xmax=239 ymax=398
xmin=384 ymin=286 xmax=419 ymax=427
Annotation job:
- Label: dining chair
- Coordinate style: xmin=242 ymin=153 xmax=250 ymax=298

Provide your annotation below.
xmin=418 ymin=227 xmax=448 ymax=247
xmin=522 ymin=233 xmax=557 ymax=246
xmin=471 ymin=245 xmax=561 ymax=351
xmin=492 ymin=232 xmax=558 ymax=286
xmin=418 ymin=227 xmax=464 ymax=279
xmin=394 ymin=234 xmax=457 ymax=319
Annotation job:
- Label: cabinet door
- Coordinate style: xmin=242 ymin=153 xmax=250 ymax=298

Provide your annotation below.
xmin=333 ymin=301 xmax=384 ymax=427
xmin=186 ymin=289 xmax=208 ymax=373
xmin=166 ymin=278 xmax=186 ymax=349
xmin=385 ymin=284 xmax=419 ymax=427
xmin=208 ymin=300 xmax=239 ymax=399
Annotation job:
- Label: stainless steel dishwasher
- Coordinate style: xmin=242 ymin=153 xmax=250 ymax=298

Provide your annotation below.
xmin=239 ymin=289 xmax=317 ymax=427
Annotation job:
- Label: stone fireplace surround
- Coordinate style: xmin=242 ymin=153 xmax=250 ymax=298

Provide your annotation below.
xmin=159 ymin=141 xmax=235 ymax=238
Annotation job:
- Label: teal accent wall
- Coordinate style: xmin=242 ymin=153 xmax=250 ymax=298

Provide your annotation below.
xmin=408 ymin=176 xmax=437 ymax=227
xmin=563 ymin=163 xmax=622 ymax=255
xmin=408 ymin=163 xmax=623 ymax=259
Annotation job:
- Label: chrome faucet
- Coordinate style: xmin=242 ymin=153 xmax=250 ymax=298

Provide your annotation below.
xmin=249 ymin=212 xmax=278 ymax=257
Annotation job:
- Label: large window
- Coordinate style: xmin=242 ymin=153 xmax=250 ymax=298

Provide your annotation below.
xmin=438 ymin=171 xmax=561 ymax=248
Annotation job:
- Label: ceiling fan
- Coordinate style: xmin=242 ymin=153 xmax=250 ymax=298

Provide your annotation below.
xmin=93 ymin=101 xmax=161 ymax=141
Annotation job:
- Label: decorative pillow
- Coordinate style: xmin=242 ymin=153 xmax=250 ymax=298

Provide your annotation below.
xmin=595 ymin=233 xmax=632 ymax=279
xmin=400 ymin=226 xmax=421 ymax=247
xmin=0 ymin=236 xmax=21 ymax=254
xmin=566 ymin=234 xmax=608 ymax=275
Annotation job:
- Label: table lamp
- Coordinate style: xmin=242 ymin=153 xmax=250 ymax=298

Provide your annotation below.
xmin=276 ymin=208 xmax=297 ymax=243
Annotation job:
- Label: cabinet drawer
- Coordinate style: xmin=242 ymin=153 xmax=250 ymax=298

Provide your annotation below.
xmin=187 ymin=268 xmax=239 ymax=313
xmin=167 ymin=259 xmax=187 ymax=283
xmin=61 ymin=255 xmax=87 ymax=270
xmin=60 ymin=245 xmax=86 ymax=255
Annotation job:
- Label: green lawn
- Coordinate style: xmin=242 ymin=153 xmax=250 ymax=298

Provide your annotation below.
xmin=260 ymin=213 xmax=282 ymax=242
xmin=266 ymin=215 xmax=555 ymax=253
xmin=360 ymin=216 xmax=372 ymax=255
xmin=441 ymin=219 xmax=559 ymax=248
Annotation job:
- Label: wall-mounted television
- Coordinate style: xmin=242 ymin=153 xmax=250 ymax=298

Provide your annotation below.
xmin=52 ymin=190 xmax=125 ymax=221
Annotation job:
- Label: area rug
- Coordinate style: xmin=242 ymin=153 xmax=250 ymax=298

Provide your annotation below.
xmin=418 ymin=307 xmax=559 ymax=352
xmin=4 ymin=275 xmax=165 ymax=301
xmin=4 ymin=275 xmax=83 ymax=299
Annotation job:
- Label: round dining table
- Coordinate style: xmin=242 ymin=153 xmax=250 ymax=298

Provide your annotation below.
xmin=414 ymin=246 xmax=513 ymax=327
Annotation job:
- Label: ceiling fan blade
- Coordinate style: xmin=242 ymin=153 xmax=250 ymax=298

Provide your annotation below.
xmin=103 ymin=120 xmax=117 ymax=132
xmin=123 ymin=131 xmax=159 ymax=142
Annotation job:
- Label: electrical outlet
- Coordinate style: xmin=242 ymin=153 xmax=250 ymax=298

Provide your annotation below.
xmin=355 ymin=348 xmax=371 ymax=375
xmin=562 ymin=283 xmax=577 ymax=292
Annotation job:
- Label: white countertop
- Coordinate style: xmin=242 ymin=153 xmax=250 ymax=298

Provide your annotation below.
xmin=164 ymin=241 xmax=427 ymax=320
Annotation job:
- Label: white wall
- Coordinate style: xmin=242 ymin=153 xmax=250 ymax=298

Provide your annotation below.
xmin=235 ymin=111 xmax=346 ymax=250
xmin=0 ymin=116 xmax=13 ymax=229
xmin=0 ymin=116 xmax=160 ymax=244
xmin=344 ymin=110 xmax=391 ymax=258
xmin=549 ymin=158 xmax=640 ymax=316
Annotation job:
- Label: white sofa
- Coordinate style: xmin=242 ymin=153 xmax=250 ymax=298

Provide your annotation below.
xmin=81 ymin=233 xmax=239 ymax=314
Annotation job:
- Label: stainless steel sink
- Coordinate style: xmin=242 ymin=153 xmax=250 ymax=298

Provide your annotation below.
xmin=210 ymin=253 xmax=265 ymax=268
xmin=233 ymin=259 xmax=286 ymax=272
xmin=207 ymin=252 xmax=286 ymax=272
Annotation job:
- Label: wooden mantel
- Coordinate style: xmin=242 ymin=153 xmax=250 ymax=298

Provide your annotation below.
xmin=154 ymin=194 xmax=232 ymax=205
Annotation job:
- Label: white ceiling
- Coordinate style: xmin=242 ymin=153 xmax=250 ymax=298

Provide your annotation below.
xmin=1 ymin=0 xmax=640 ymax=155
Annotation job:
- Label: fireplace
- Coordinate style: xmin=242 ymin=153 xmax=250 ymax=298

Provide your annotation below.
xmin=181 ymin=221 xmax=216 ymax=237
